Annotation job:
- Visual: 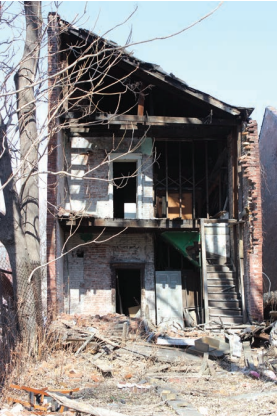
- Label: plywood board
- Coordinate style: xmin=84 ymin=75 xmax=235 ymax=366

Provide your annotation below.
xmin=168 ymin=193 xmax=192 ymax=219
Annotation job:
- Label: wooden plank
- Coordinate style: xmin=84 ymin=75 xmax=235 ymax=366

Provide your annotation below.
xmin=202 ymin=219 xmax=240 ymax=224
xmin=47 ymin=391 xmax=132 ymax=416
xmin=168 ymin=193 xmax=192 ymax=220
xmin=7 ymin=397 xmax=35 ymax=409
xmin=75 ymin=333 xmax=95 ymax=355
xmin=200 ymin=219 xmax=209 ymax=324
xmin=238 ymin=223 xmax=247 ymax=323
xmin=61 ymin=217 xmax=243 ymax=229
xmin=156 ymin=337 xmax=195 ymax=346
xmin=10 ymin=384 xmax=79 ymax=396
xmin=93 ymin=218 xmax=197 ymax=229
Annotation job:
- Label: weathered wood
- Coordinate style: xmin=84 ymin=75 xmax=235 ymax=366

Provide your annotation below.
xmin=200 ymin=219 xmax=209 ymax=324
xmin=75 ymin=333 xmax=95 ymax=355
xmin=192 ymin=141 xmax=196 ymax=220
xmin=122 ymin=321 xmax=129 ymax=344
xmin=156 ymin=337 xmax=195 ymax=346
xmin=61 ymin=217 xmax=199 ymax=229
xmin=66 ymin=114 xmax=241 ymax=125
xmin=137 ymin=91 xmax=145 ymax=116
xmin=179 ymin=142 xmax=182 ymax=218
xmin=205 ymin=141 xmax=209 ymax=218
xmin=93 ymin=359 xmax=113 ymax=375
xmin=165 ymin=141 xmax=169 ymax=218
xmin=237 ymin=223 xmax=247 ymax=323
xmin=7 ymin=397 xmax=47 ymax=411
xmin=46 ymin=392 xmax=127 ymax=416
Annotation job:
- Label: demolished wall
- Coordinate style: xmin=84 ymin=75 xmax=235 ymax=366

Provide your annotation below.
xmin=240 ymin=120 xmax=263 ymax=321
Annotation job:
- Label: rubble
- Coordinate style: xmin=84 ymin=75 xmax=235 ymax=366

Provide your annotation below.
xmin=2 ymin=313 xmax=277 ymax=416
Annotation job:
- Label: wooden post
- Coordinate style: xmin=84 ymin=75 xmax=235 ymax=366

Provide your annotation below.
xmin=205 ymin=141 xmax=209 ymax=218
xmin=192 ymin=141 xmax=196 ymax=220
xmin=237 ymin=222 xmax=247 ymax=323
xmin=165 ymin=141 xmax=168 ymax=218
xmin=200 ymin=219 xmax=209 ymax=324
xmin=232 ymin=128 xmax=238 ymax=218
xmin=137 ymin=91 xmax=145 ymax=116
xmin=179 ymin=142 xmax=182 ymax=218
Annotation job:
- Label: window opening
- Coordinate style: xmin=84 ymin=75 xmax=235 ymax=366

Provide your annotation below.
xmin=113 ymin=162 xmax=137 ymax=219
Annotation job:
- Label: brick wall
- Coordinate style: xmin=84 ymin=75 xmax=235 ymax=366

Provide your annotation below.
xmin=240 ymin=120 xmax=263 ymax=321
xmin=64 ymin=136 xmax=154 ymax=219
xmin=63 ymin=231 xmax=156 ymax=321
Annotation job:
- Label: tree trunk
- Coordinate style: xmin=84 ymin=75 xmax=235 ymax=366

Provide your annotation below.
xmin=0 ymin=120 xmax=37 ymax=346
xmin=14 ymin=1 xmax=43 ymax=325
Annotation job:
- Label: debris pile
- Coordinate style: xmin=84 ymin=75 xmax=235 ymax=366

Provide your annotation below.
xmin=2 ymin=313 xmax=277 ymax=416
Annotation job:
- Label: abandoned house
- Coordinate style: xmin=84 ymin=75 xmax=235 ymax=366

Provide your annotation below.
xmin=47 ymin=14 xmax=263 ymax=326
xmin=259 ymin=107 xmax=277 ymax=292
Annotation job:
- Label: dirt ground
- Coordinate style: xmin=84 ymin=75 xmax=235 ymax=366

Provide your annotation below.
xmin=1 ymin=314 xmax=277 ymax=416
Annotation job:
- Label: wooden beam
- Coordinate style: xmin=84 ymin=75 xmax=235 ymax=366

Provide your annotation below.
xmin=65 ymin=112 xmax=241 ymax=126
xmin=119 ymin=59 xmax=243 ymax=117
xmin=59 ymin=217 xmax=199 ymax=229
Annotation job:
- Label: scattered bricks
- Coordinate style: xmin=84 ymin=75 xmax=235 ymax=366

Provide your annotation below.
xmin=168 ymin=377 xmax=183 ymax=384
xmin=68 ymin=370 xmax=83 ymax=379
xmin=90 ymin=374 xmax=101 ymax=383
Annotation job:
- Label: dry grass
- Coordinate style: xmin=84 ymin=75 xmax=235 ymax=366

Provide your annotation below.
xmin=1 ymin=314 xmax=277 ymax=416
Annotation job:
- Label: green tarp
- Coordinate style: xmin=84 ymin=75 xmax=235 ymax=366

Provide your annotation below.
xmin=161 ymin=231 xmax=200 ymax=268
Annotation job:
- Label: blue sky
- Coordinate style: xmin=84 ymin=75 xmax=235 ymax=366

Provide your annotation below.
xmin=47 ymin=1 xmax=277 ymax=131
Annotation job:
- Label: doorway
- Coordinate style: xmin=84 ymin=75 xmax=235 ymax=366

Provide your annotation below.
xmin=113 ymin=162 xmax=137 ymax=218
xmin=116 ymin=269 xmax=141 ymax=316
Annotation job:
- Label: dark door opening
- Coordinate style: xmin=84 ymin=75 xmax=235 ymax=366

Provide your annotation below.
xmin=113 ymin=162 xmax=137 ymax=218
xmin=116 ymin=269 xmax=141 ymax=316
